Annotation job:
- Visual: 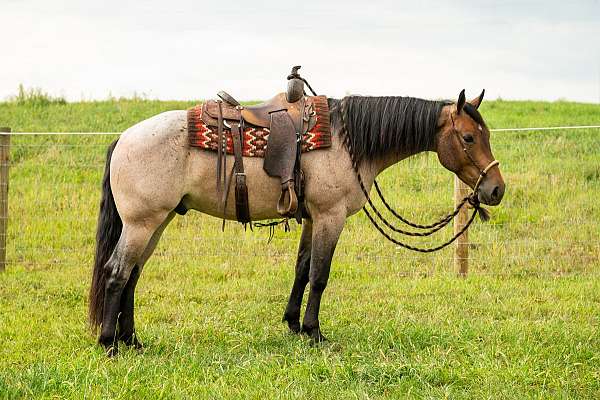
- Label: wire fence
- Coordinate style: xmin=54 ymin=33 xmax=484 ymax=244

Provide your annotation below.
xmin=1 ymin=126 xmax=599 ymax=277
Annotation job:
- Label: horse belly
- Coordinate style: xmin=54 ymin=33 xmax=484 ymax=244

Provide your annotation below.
xmin=184 ymin=151 xmax=284 ymax=221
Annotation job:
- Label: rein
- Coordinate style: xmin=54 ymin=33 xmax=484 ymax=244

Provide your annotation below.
xmin=340 ymin=97 xmax=500 ymax=253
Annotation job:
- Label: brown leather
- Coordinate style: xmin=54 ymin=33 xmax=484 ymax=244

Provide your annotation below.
xmin=216 ymin=101 xmax=227 ymax=213
xmin=264 ymin=110 xmax=299 ymax=217
xmin=277 ymin=180 xmax=298 ymax=217
xmin=242 ymin=93 xmax=295 ymax=127
xmin=203 ymin=93 xmax=316 ymax=131
xmin=202 ymin=92 xmax=321 ymax=224
xmin=230 ymin=122 xmax=251 ymax=224
xmin=217 ymin=90 xmax=240 ymax=106
xmin=205 ymin=101 xmax=242 ymax=121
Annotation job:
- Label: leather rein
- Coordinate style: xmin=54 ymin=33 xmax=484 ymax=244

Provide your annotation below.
xmin=340 ymin=97 xmax=500 ymax=253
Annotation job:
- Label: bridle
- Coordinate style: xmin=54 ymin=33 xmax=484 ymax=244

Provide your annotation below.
xmin=341 ymin=97 xmax=500 ymax=253
xmin=450 ymin=111 xmax=500 ymax=195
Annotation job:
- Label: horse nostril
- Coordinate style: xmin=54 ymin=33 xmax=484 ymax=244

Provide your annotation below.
xmin=491 ymin=186 xmax=500 ymax=200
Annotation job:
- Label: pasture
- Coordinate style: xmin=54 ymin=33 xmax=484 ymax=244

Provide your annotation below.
xmin=0 ymin=97 xmax=599 ymax=399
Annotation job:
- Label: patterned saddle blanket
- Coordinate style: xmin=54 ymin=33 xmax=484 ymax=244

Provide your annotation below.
xmin=187 ymin=95 xmax=331 ymax=157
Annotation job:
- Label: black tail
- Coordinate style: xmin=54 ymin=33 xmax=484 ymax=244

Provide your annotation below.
xmin=89 ymin=140 xmax=122 ymax=331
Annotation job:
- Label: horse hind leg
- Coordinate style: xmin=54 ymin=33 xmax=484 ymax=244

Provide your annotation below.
xmin=98 ymin=214 xmax=169 ymax=356
xmin=117 ymin=212 xmax=175 ymax=349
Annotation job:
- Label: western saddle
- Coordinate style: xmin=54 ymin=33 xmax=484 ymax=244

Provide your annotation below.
xmin=200 ymin=66 xmax=318 ymax=225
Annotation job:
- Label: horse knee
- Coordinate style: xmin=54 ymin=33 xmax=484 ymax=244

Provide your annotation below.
xmin=310 ymin=277 xmax=328 ymax=293
xmin=105 ymin=274 xmax=128 ymax=294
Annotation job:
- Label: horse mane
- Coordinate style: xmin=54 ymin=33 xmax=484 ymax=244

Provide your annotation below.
xmin=329 ymin=96 xmax=452 ymax=166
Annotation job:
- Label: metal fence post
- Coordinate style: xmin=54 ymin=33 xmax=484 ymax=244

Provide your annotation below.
xmin=453 ymin=176 xmax=469 ymax=276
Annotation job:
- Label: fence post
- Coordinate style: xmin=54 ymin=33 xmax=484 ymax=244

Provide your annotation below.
xmin=453 ymin=176 xmax=469 ymax=276
xmin=0 ymin=127 xmax=9 ymax=272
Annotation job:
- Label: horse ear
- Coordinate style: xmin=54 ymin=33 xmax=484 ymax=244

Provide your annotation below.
xmin=469 ymin=89 xmax=485 ymax=109
xmin=456 ymin=89 xmax=466 ymax=114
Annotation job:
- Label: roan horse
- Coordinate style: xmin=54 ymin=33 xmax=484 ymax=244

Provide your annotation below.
xmin=89 ymin=89 xmax=505 ymax=355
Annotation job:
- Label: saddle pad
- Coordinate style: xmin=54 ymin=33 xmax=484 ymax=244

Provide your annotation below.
xmin=187 ymin=95 xmax=331 ymax=158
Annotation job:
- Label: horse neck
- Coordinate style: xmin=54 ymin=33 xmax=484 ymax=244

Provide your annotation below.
xmin=362 ymin=148 xmax=432 ymax=180
xmin=363 ymin=106 xmax=449 ymax=178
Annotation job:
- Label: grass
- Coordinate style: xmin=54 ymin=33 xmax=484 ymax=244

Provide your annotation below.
xmin=0 ymin=95 xmax=599 ymax=398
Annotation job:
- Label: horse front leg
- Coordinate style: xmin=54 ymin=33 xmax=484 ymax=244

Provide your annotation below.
xmin=283 ymin=219 xmax=313 ymax=333
xmin=301 ymin=209 xmax=345 ymax=343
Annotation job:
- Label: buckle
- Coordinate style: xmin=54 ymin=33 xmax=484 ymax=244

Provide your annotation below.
xmin=235 ymin=172 xmax=246 ymax=184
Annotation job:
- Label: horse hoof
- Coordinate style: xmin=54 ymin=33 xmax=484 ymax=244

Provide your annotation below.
xmin=301 ymin=325 xmax=327 ymax=344
xmin=121 ymin=333 xmax=144 ymax=350
xmin=127 ymin=338 xmax=144 ymax=350
xmin=282 ymin=314 xmax=301 ymax=334
xmin=104 ymin=344 xmax=118 ymax=357
xmin=99 ymin=336 xmax=119 ymax=357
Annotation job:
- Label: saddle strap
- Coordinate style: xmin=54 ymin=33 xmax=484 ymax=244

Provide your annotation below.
xmin=292 ymin=98 xmax=305 ymax=223
xmin=216 ymin=101 xmax=227 ymax=214
xmin=231 ymin=122 xmax=251 ymax=224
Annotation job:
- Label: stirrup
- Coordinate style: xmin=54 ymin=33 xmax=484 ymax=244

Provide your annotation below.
xmin=277 ymin=181 xmax=298 ymax=217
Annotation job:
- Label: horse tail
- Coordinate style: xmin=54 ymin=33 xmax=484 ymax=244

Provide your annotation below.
xmin=88 ymin=139 xmax=122 ymax=331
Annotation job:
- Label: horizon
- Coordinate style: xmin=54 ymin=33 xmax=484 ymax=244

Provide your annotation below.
xmin=4 ymin=86 xmax=600 ymax=105
xmin=4 ymin=83 xmax=600 ymax=105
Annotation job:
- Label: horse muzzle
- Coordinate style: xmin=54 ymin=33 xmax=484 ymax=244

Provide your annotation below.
xmin=477 ymin=178 xmax=505 ymax=206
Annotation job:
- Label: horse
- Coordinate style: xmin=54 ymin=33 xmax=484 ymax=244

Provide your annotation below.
xmin=88 ymin=89 xmax=505 ymax=356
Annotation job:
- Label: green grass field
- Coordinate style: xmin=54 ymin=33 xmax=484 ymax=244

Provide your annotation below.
xmin=0 ymin=97 xmax=599 ymax=399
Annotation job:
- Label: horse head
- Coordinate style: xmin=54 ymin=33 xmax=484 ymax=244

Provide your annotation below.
xmin=436 ymin=90 xmax=505 ymax=206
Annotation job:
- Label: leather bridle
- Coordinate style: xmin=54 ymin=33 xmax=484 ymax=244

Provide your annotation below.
xmin=450 ymin=112 xmax=500 ymax=195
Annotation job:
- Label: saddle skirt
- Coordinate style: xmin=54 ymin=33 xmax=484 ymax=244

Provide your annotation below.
xmin=187 ymin=95 xmax=331 ymax=157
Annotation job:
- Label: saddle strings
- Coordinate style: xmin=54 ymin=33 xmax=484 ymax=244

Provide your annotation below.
xmin=253 ymin=219 xmax=290 ymax=243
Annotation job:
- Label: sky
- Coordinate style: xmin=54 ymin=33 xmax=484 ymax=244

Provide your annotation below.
xmin=1 ymin=0 xmax=599 ymax=103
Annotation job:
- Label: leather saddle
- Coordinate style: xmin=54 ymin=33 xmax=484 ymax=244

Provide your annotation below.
xmin=200 ymin=66 xmax=316 ymax=225
xmin=202 ymin=92 xmax=314 ymax=131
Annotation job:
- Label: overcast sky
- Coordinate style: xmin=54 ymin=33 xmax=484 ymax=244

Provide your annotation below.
xmin=2 ymin=0 xmax=599 ymax=102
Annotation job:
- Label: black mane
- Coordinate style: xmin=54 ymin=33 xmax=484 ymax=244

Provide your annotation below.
xmin=330 ymin=96 xmax=451 ymax=166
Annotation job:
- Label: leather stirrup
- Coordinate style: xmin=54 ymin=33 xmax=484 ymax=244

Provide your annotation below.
xmin=277 ymin=180 xmax=298 ymax=217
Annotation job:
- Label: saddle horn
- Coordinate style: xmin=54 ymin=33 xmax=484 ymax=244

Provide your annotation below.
xmin=286 ymin=66 xmax=305 ymax=103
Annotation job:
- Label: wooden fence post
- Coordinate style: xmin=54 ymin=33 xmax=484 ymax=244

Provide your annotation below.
xmin=453 ymin=176 xmax=469 ymax=276
xmin=0 ymin=127 xmax=9 ymax=272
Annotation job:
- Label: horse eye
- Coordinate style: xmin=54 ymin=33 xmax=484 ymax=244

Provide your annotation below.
xmin=463 ymin=134 xmax=474 ymax=144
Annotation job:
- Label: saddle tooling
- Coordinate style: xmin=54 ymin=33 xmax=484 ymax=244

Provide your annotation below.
xmin=187 ymin=66 xmax=331 ymax=226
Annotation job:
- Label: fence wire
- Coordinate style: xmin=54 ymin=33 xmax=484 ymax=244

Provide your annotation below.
xmin=4 ymin=129 xmax=600 ymax=277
